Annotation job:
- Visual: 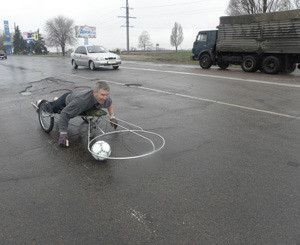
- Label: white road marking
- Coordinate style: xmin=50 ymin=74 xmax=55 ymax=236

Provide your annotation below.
xmin=121 ymin=66 xmax=300 ymax=88
xmin=64 ymin=73 xmax=300 ymax=120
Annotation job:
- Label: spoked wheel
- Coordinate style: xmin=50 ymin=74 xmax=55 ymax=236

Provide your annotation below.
xmin=38 ymin=100 xmax=54 ymax=133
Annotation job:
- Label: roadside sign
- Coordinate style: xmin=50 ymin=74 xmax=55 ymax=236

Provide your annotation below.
xmin=23 ymin=32 xmax=35 ymax=41
xmin=3 ymin=41 xmax=13 ymax=45
xmin=75 ymin=25 xmax=96 ymax=38
xmin=34 ymin=33 xmax=38 ymax=41
xmin=4 ymin=20 xmax=12 ymax=54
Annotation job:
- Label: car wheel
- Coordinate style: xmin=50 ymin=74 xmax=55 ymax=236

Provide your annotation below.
xmin=199 ymin=54 xmax=212 ymax=69
xmin=72 ymin=60 xmax=78 ymax=69
xmin=113 ymin=66 xmax=119 ymax=70
xmin=89 ymin=61 xmax=96 ymax=70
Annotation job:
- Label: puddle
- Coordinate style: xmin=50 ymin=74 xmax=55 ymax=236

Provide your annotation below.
xmin=287 ymin=161 xmax=300 ymax=167
xmin=125 ymin=83 xmax=142 ymax=87
xmin=21 ymin=91 xmax=32 ymax=96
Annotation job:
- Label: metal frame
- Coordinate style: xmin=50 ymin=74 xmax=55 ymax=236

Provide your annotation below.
xmin=86 ymin=116 xmax=165 ymax=160
xmin=32 ymin=101 xmax=165 ymax=160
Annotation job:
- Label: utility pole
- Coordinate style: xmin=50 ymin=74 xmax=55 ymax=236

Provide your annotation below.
xmin=118 ymin=0 xmax=136 ymax=51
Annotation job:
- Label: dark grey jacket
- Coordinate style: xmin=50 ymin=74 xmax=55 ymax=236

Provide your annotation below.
xmin=59 ymin=90 xmax=112 ymax=132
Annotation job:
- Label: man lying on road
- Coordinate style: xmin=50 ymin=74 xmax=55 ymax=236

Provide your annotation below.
xmin=41 ymin=81 xmax=117 ymax=147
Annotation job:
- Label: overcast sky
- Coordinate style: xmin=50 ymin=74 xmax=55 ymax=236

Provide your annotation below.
xmin=2 ymin=0 xmax=230 ymax=51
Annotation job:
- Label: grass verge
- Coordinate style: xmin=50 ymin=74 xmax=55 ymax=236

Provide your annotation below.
xmin=120 ymin=50 xmax=197 ymax=64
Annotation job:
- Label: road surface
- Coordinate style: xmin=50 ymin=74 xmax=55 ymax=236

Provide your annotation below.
xmin=0 ymin=56 xmax=299 ymax=244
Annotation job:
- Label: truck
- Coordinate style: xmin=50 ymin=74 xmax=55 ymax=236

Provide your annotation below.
xmin=191 ymin=9 xmax=300 ymax=74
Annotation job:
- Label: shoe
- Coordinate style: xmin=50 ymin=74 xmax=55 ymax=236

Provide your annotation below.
xmin=36 ymin=100 xmax=42 ymax=107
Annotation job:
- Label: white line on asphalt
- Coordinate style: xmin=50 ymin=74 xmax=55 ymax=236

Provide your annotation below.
xmin=121 ymin=66 xmax=300 ymax=88
xmin=64 ymin=73 xmax=300 ymax=120
xmin=137 ymin=86 xmax=300 ymax=120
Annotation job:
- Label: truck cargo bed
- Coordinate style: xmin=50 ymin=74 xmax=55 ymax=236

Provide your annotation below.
xmin=217 ymin=10 xmax=300 ymax=54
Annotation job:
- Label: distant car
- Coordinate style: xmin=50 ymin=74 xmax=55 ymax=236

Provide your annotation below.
xmin=70 ymin=45 xmax=121 ymax=70
xmin=0 ymin=50 xmax=7 ymax=59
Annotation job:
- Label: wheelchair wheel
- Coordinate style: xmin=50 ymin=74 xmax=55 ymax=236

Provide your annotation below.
xmin=38 ymin=100 xmax=54 ymax=133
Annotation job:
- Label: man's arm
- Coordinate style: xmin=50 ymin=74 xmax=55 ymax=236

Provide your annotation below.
xmin=58 ymin=100 xmax=82 ymax=132
xmin=107 ymin=103 xmax=114 ymax=117
xmin=108 ymin=103 xmax=118 ymax=129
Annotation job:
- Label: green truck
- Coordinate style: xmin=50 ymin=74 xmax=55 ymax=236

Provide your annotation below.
xmin=191 ymin=9 xmax=300 ymax=74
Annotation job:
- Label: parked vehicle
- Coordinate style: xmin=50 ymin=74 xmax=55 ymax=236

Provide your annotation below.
xmin=71 ymin=45 xmax=121 ymax=70
xmin=191 ymin=10 xmax=300 ymax=74
xmin=0 ymin=50 xmax=7 ymax=59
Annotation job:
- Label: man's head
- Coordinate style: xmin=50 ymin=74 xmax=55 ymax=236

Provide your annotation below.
xmin=93 ymin=81 xmax=110 ymax=104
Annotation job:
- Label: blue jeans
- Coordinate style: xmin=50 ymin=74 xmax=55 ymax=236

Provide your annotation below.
xmin=50 ymin=92 xmax=71 ymax=113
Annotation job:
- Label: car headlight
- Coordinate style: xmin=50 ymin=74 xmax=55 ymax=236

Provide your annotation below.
xmin=116 ymin=55 xmax=120 ymax=60
xmin=96 ymin=57 xmax=105 ymax=61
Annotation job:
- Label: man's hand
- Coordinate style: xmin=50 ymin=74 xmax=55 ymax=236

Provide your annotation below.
xmin=110 ymin=116 xmax=118 ymax=129
xmin=59 ymin=132 xmax=69 ymax=147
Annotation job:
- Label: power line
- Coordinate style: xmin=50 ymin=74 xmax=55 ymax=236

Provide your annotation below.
xmin=135 ymin=0 xmax=210 ymax=8
xmin=118 ymin=0 xmax=136 ymax=51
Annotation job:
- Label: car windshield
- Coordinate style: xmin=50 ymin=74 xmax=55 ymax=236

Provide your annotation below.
xmin=87 ymin=46 xmax=107 ymax=53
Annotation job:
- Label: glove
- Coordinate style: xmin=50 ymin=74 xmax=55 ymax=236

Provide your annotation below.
xmin=110 ymin=116 xmax=118 ymax=129
xmin=59 ymin=132 xmax=69 ymax=147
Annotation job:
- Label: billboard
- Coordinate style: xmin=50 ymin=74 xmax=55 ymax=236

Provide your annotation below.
xmin=75 ymin=25 xmax=96 ymax=38
xmin=23 ymin=32 xmax=38 ymax=41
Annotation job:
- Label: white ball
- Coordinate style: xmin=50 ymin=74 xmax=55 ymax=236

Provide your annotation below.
xmin=91 ymin=141 xmax=111 ymax=161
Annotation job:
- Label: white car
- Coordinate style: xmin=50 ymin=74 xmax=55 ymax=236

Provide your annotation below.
xmin=71 ymin=45 xmax=121 ymax=70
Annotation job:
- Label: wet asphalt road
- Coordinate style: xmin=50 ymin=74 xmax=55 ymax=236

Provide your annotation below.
xmin=0 ymin=56 xmax=299 ymax=244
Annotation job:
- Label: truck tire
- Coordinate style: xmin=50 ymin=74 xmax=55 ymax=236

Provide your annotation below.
xmin=199 ymin=54 xmax=212 ymax=69
xmin=281 ymin=62 xmax=296 ymax=74
xmin=241 ymin=55 xmax=258 ymax=72
xmin=217 ymin=61 xmax=229 ymax=70
xmin=261 ymin=56 xmax=281 ymax=74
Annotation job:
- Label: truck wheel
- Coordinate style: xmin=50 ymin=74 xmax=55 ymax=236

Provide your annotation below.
xmin=217 ymin=62 xmax=229 ymax=70
xmin=281 ymin=62 xmax=296 ymax=74
xmin=261 ymin=56 xmax=281 ymax=74
xmin=241 ymin=55 xmax=258 ymax=72
xmin=199 ymin=54 xmax=212 ymax=69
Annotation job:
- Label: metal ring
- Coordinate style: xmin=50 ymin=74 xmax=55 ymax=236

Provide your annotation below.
xmin=88 ymin=129 xmax=165 ymax=160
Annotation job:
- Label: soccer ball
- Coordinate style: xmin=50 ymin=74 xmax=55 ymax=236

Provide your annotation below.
xmin=91 ymin=141 xmax=111 ymax=161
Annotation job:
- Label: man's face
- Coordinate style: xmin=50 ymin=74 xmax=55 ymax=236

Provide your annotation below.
xmin=94 ymin=89 xmax=109 ymax=104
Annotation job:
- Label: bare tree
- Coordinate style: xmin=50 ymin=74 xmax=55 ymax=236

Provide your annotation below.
xmin=45 ymin=16 xmax=76 ymax=56
xmin=170 ymin=22 xmax=184 ymax=52
xmin=138 ymin=31 xmax=152 ymax=50
xmin=292 ymin=0 xmax=300 ymax=8
xmin=0 ymin=32 xmax=7 ymax=51
xmin=226 ymin=0 xmax=298 ymax=15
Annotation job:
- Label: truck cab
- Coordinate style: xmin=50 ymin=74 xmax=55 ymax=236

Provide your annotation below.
xmin=192 ymin=30 xmax=217 ymax=61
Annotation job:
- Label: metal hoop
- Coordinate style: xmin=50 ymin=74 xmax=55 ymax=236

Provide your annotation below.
xmin=87 ymin=117 xmax=165 ymax=160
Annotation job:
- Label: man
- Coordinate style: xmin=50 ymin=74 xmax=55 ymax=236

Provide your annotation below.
xmin=49 ymin=81 xmax=117 ymax=147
